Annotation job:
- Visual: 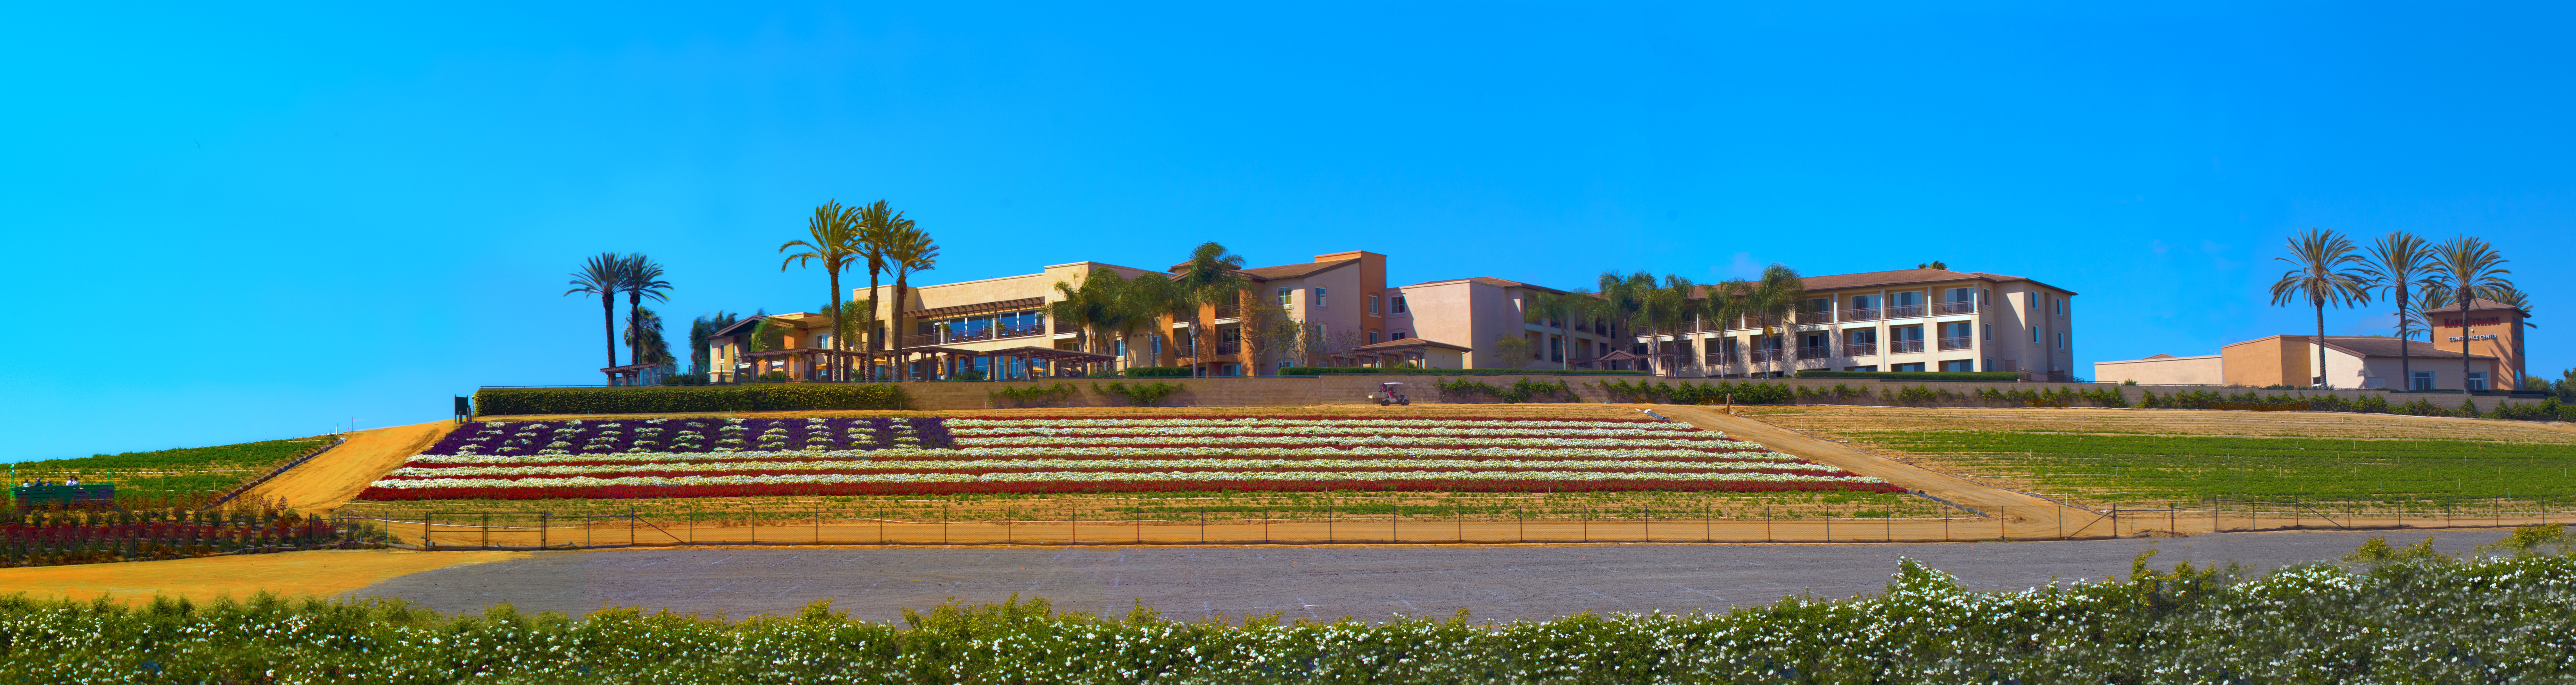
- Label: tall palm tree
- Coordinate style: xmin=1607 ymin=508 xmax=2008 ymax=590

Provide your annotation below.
xmin=1743 ymin=265 xmax=1805 ymax=377
xmin=1049 ymin=269 xmax=1128 ymax=375
xmin=1521 ymin=291 xmax=1587 ymax=370
xmin=883 ymin=226 xmax=940 ymax=381
xmin=619 ymin=255 xmax=673 ymax=376
xmin=1126 ymin=273 xmax=1195 ymax=370
xmin=1171 ymin=242 xmax=1249 ymax=377
xmin=780 ymin=201 xmax=862 ymax=381
xmin=625 ymin=305 xmax=672 ymax=370
xmin=565 ymin=252 xmax=628 ymax=383
xmin=2360 ymin=231 xmax=2435 ymax=389
xmin=1642 ymin=275 xmax=1698 ymax=376
xmin=1594 ymin=272 xmax=1653 ymax=370
xmin=851 ymin=201 xmax=906 ymax=378
xmin=2429 ymin=236 xmax=2513 ymax=390
xmin=2268 ymin=228 xmax=2372 ymax=388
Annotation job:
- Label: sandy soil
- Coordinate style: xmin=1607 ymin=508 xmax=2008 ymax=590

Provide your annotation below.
xmin=1748 ymin=405 xmax=2576 ymax=442
xmin=242 ymin=420 xmax=458 ymax=514
xmin=0 ymin=549 xmax=526 ymax=605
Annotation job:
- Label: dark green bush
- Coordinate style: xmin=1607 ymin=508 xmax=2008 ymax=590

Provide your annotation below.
xmin=1435 ymin=377 xmax=1577 ymax=403
xmin=474 ymin=385 xmax=908 ymax=416
xmin=1284 ymin=367 xmax=1647 ymax=376
xmin=1093 ymin=381 xmax=1185 ymax=406
xmin=1794 ymin=370 xmax=2023 ymax=382
xmin=988 ymin=383 xmax=1078 ymax=408
xmin=1594 ymin=379 xmax=1796 ymax=404
xmin=1122 ymin=366 xmax=1193 ymax=378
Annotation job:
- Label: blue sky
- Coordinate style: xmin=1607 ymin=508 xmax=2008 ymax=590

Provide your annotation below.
xmin=3 ymin=2 xmax=2568 ymax=460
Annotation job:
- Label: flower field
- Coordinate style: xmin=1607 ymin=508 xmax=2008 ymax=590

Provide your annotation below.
xmin=355 ymin=415 xmax=1898 ymax=501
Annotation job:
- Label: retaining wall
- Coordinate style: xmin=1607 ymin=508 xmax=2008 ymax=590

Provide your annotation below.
xmin=904 ymin=375 xmax=2558 ymax=411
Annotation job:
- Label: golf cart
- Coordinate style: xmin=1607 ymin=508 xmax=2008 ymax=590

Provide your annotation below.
xmin=1373 ymin=382 xmax=1410 ymax=406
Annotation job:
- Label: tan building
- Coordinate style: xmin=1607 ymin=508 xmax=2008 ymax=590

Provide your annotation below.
xmin=2097 ymin=335 xmax=2502 ymax=390
xmin=1383 ymin=276 xmax=1621 ymax=370
xmin=2426 ymin=298 xmax=2528 ymax=390
xmin=704 ymin=312 xmax=846 ymax=383
xmin=1608 ymin=268 xmax=2078 ymax=379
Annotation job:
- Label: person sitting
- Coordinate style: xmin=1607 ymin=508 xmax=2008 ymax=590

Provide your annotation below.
xmin=65 ymin=477 xmax=79 ymax=486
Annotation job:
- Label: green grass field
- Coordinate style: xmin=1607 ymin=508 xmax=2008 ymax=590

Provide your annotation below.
xmin=1860 ymin=431 xmax=2576 ymax=508
xmin=9 ymin=437 xmax=332 ymax=504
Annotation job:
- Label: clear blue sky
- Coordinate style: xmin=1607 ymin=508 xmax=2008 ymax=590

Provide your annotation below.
xmin=4 ymin=2 xmax=2568 ymax=460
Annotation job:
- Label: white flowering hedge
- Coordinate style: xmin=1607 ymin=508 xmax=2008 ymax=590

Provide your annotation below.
xmin=9 ymin=550 xmax=2576 ymax=683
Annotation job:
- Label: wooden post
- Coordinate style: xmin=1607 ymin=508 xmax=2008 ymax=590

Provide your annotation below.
xmin=481 ymin=512 xmax=491 ymax=550
xmin=540 ymin=512 xmax=549 ymax=550
xmin=422 ymin=512 xmax=433 ymax=550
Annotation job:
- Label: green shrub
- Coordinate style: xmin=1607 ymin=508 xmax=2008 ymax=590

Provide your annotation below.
xmin=1093 ymin=381 xmax=1185 ymax=406
xmin=1594 ymin=379 xmax=1796 ymax=404
xmin=989 ymin=383 xmax=1078 ymax=408
xmin=473 ymin=385 xmax=908 ymax=416
xmin=1122 ymin=366 xmax=1193 ymax=378
xmin=1794 ymin=370 xmax=2023 ymax=382
xmin=1283 ymin=367 xmax=1648 ymax=376
xmin=1435 ymin=377 xmax=1576 ymax=403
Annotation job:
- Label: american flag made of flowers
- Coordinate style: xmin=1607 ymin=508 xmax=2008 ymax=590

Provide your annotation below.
xmin=358 ymin=415 xmax=1897 ymax=501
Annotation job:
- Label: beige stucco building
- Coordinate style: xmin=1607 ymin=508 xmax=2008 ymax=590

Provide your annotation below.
xmin=2095 ymin=335 xmax=2502 ymax=390
xmin=1593 ymin=268 xmax=2079 ymax=380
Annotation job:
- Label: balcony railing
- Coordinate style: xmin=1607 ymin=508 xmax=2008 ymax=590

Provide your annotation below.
xmin=1840 ymin=307 xmax=1880 ymax=322
xmin=1938 ymin=336 xmax=1974 ymax=351
xmin=1213 ymin=342 xmax=1242 ymax=355
xmin=1886 ymin=304 xmax=1926 ymax=319
xmin=1796 ymin=345 xmax=1831 ymax=360
xmin=1841 ymin=342 xmax=1877 ymax=357
xmin=1937 ymin=301 xmax=1976 ymax=315
xmin=1748 ymin=349 xmax=1786 ymax=363
xmin=1213 ymin=305 xmax=1240 ymax=320
xmin=1889 ymin=338 xmax=1924 ymax=354
xmin=997 ymin=324 xmax=1044 ymax=340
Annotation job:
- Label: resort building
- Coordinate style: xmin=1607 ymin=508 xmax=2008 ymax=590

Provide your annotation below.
xmin=1385 ymin=276 xmax=1623 ymax=370
xmin=2094 ymin=335 xmax=2504 ymax=390
xmin=704 ymin=311 xmax=845 ymax=383
xmin=1600 ymin=268 xmax=2080 ymax=380
xmin=2426 ymin=298 xmax=2528 ymax=390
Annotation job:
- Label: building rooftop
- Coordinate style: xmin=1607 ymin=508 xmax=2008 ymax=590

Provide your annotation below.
xmin=2423 ymin=298 xmax=2519 ymax=314
xmin=2225 ymin=334 xmax=2497 ymax=360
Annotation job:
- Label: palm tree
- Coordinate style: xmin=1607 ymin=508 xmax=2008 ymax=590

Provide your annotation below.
xmin=1594 ymin=272 xmax=1653 ymax=370
xmin=1171 ymin=242 xmax=1249 ymax=377
xmin=2429 ymin=236 xmax=2513 ymax=390
xmin=2360 ymin=231 xmax=2435 ymax=389
xmin=852 ymin=201 xmax=907 ymax=378
xmin=1521 ymin=291 xmax=1587 ymax=370
xmin=1642 ymin=275 xmax=1699 ymax=376
xmin=625 ymin=305 xmax=672 ymax=371
xmin=1049 ymin=269 xmax=1128 ymax=376
xmin=884 ymin=226 xmax=940 ymax=381
xmin=1742 ymin=265 xmax=1805 ymax=377
xmin=1123 ymin=274 xmax=1193 ymax=370
xmin=565 ymin=252 xmax=628 ymax=383
xmin=2268 ymin=228 xmax=2373 ymax=388
xmin=1701 ymin=278 xmax=1751 ymax=373
xmin=619 ymin=255 xmax=673 ymax=377
xmin=780 ymin=201 xmax=862 ymax=381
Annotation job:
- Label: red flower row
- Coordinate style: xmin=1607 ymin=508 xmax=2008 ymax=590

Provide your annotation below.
xmin=357 ymin=479 xmax=1905 ymax=501
xmin=954 ymin=415 xmax=1672 ymax=424
xmin=402 ymin=451 xmax=1795 ymax=470
xmin=379 ymin=465 xmax=1856 ymax=481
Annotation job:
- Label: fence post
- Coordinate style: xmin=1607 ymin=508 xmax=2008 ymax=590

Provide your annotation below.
xmin=540 ymin=512 xmax=549 ymax=550
xmin=481 ymin=512 xmax=491 ymax=550
xmin=944 ymin=505 xmax=951 ymax=546
xmin=423 ymin=512 xmax=433 ymax=550
xmin=2110 ymin=503 xmax=2117 ymax=539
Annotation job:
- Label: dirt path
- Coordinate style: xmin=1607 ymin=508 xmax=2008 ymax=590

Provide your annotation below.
xmin=244 ymin=421 xmax=457 ymax=514
xmin=0 ymin=549 xmax=526 ymax=605
xmin=1654 ymin=404 xmax=2080 ymax=525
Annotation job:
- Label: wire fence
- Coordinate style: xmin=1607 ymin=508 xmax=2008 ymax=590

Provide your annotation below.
xmin=344 ymin=497 xmax=2566 ymax=551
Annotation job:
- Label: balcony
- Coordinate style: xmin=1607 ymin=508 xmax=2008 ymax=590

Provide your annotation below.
xmin=1841 ymin=342 xmax=1877 ymax=357
xmin=1886 ymin=304 xmax=1926 ymax=319
xmin=1213 ymin=342 xmax=1241 ymax=355
xmin=1889 ymin=338 xmax=1925 ymax=354
xmin=1938 ymin=336 xmax=1974 ymax=351
xmin=1213 ymin=305 xmax=1240 ymax=320
xmin=997 ymin=324 xmax=1044 ymax=340
xmin=1840 ymin=307 xmax=1880 ymax=323
xmin=1796 ymin=345 xmax=1831 ymax=360
xmin=1748 ymin=349 xmax=1786 ymax=363
xmin=1937 ymin=301 xmax=1976 ymax=315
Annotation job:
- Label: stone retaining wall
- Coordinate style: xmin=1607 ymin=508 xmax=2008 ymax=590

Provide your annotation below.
xmin=892 ymin=375 xmax=2556 ymax=411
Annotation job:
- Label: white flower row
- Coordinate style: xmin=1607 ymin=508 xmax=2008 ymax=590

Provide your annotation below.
xmin=944 ymin=418 xmax=1698 ymax=431
xmin=950 ymin=435 xmax=1764 ymax=450
xmin=403 ymin=446 xmax=1806 ymax=466
xmin=369 ymin=470 xmax=1884 ymax=489
xmin=946 ymin=426 xmax=1716 ymax=438
xmin=388 ymin=457 xmax=1845 ymax=478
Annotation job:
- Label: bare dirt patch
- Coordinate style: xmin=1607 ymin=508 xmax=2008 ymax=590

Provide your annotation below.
xmin=244 ymin=421 xmax=458 ymax=514
xmin=0 ymin=549 xmax=525 ymax=605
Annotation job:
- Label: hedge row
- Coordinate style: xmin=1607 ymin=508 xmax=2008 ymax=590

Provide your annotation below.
xmin=1793 ymin=370 xmax=2025 ymax=382
xmin=474 ymin=385 xmax=908 ymax=416
xmin=1120 ymin=367 xmax=1194 ymax=378
xmin=1280 ymin=367 xmax=1649 ymax=376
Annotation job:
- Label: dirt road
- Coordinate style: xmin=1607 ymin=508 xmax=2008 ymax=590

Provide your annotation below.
xmin=0 ymin=549 xmax=525 ymax=604
xmin=243 ymin=421 xmax=456 ymax=513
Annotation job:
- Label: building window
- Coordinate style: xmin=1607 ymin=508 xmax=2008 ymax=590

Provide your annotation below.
xmin=1391 ymin=330 xmax=1408 ymax=340
xmin=1113 ymin=339 xmax=1127 ymax=358
xmin=2032 ymin=327 xmax=2041 ymax=344
xmin=1984 ymin=357 xmax=1994 ymax=371
xmin=1892 ymin=363 xmax=1926 ymax=372
xmin=1390 ymin=295 xmax=1407 ymax=314
xmin=1845 ymin=365 xmax=1878 ymax=372
xmin=1369 ymin=331 xmax=1382 ymax=344
xmin=1941 ymin=360 xmax=1975 ymax=372
xmin=2056 ymin=331 xmax=2068 ymax=349
xmin=1982 ymin=323 xmax=1992 ymax=340
xmin=1221 ymin=363 xmax=1241 ymax=377
xmin=1151 ymin=335 xmax=1162 ymax=356
xmin=1314 ymin=287 xmax=1327 ymax=308
xmin=2028 ymin=293 xmax=2039 ymax=310
xmin=1277 ymin=288 xmax=1293 ymax=306
xmin=2467 ymin=371 xmax=2489 ymax=391
xmin=1369 ymin=295 xmax=1380 ymax=315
